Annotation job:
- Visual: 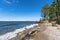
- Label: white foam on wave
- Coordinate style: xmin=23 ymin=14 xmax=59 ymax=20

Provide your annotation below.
xmin=0 ymin=24 xmax=38 ymax=40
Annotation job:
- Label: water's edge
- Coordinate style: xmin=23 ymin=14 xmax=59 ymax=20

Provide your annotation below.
xmin=0 ymin=24 xmax=38 ymax=40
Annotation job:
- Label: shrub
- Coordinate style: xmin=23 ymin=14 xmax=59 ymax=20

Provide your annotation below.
xmin=52 ymin=22 xmax=57 ymax=27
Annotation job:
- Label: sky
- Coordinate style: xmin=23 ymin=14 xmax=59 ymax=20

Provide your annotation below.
xmin=0 ymin=0 xmax=53 ymax=21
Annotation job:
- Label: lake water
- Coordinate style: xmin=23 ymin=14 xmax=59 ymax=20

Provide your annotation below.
xmin=0 ymin=21 xmax=37 ymax=35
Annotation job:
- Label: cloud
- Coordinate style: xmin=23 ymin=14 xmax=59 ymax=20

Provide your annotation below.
xmin=3 ymin=0 xmax=12 ymax=4
xmin=3 ymin=0 xmax=20 ymax=4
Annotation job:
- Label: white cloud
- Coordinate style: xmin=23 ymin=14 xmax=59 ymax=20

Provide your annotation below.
xmin=3 ymin=0 xmax=20 ymax=4
xmin=3 ymin=0 xmax=12 ymax=4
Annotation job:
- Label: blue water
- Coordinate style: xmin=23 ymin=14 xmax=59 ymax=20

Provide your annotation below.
xmin=0 ymin=21 xmax=37 ymax=35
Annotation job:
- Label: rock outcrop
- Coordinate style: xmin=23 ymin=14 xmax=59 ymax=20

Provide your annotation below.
xmin=10 ymin=20 xmax=60 ymax=40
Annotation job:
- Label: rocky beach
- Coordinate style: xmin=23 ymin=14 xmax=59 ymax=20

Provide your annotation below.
xmin=10 ymin=20 xmax=60 ymax=40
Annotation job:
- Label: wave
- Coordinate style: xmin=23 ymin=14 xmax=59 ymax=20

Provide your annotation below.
xmin=0 ymin=24 xmax=38 ymax=40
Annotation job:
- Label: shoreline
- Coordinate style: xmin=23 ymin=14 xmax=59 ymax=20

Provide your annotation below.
xmin=10 ymin=22 xmax=45 ymax=40
xmin=1 ymin=20 xmax=60 ymax=40
xmin=10 ymin=24 xmax=38 ymax=40
xmin=0 ymin=24 xmax=38 ymax=40
xmin=10 ymin=20 xmax=60 ymax=40
xmin=10 ymin=21 xmax=48 ymax=40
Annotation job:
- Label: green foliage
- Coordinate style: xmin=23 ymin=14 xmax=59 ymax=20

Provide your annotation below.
xmin=41 ymin=4 xmax=49 ymax=19
xmin=49 ymin=3 xmax=56 ymax=21
xmin=41 ymin=0 xmax=60 ymax=24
